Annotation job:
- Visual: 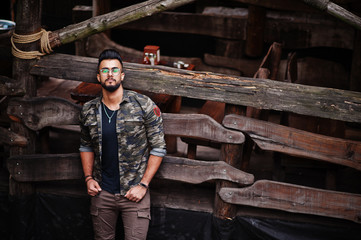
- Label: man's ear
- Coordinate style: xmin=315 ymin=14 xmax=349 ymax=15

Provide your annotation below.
xmin=97 ymin=74 xmax=100 ymax=83
xmin=120 ymin=73 xmax=125 ymax=81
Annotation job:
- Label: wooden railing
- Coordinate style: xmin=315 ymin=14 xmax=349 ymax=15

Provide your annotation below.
xmin=4 ymin=94 xmax=361 ymax=223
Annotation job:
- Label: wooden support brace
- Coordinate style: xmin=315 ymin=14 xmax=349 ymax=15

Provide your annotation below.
xmin=7 ymin=96 xmax=81 ymax=131
xmin=223 ymin=114 xmax=361 ymax=171
xmin=157 ymin=156 xmax=254 ymax=185
xmin=219 ymin=180 xmax=361 ymax=223
xmin=7 ymin=153 xmax=254 ymax=185
xmin=30 ymin=54 xmax=361 ymax=123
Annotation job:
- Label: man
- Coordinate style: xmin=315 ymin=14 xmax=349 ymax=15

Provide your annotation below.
xmin=79 ymin=49 xmax=166 ymax=240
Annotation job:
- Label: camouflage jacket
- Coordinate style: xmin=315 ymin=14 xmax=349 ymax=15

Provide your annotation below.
xmin=79 ymin=90 xmax=166 ymax=195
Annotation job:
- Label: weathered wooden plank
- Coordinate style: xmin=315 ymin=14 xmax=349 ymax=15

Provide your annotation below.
xmin=0 ymin=76 xmax=25 ymax=96
xmin=7 ymin=153 xmax=254 ymax=185
xmin=151 ymin=181 xmax=214 ymax=213
xmin=214 ymin=104 xmax=246 ymax=219
xmin=219 ymin=180 xmax=361 ymax=223
xmin=223 ymin=114 xmax=361 ymax=171
xmin=300 ymin=0 xmax=361 ymax=31
xmin=163 ymin=113 xmax=244 ymax=144
xmin=7 ymin=153 xmax=83 ymax=182
xmin=30 ymin=54 xmax=361 ymax=123
xmin=7 ymin=96 xmax=82 ymax=131
xmin=157 ymin=156 xmax=254 ymax=185
xmin=0 ymin=126 xmax=28 ymax=147
xmin=5 ymin=96 xmax=245 ymax=144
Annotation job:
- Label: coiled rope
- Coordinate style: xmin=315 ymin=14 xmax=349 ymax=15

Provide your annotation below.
xmin=11 ymin=28 xmax=53 ymax=59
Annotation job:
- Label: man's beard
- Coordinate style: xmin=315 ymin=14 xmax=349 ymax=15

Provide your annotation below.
xmin=101 ymin=79 xmax=121 ymax=92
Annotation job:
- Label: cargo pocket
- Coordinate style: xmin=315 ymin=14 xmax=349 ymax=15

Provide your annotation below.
xmin=131 ymin=210 xmax=151 ymax=238
xmin=137 ymin=210 xmax=151 ymax=220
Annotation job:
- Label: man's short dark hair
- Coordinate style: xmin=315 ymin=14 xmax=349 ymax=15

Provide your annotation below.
xmin=98 ymin=49 xmax=124 ymax=70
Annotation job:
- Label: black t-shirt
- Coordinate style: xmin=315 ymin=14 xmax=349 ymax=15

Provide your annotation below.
xmin=101 ymin=102 xmax=120 ymax=194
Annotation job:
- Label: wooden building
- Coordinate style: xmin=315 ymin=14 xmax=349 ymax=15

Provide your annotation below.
xmin=1 ymin=0 xmax=361 ymax=239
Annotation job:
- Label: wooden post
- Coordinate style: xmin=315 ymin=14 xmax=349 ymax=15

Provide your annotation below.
xmin=245 ymin=5 xmax=266 ymax=58
xmin=72 ymin=5 xmax=92 ymax=56
xmin=9 ymin=1 xmax=41 ymax=239
xmin=9 ymin=0 xmax=42 ymax=196
xmin=214 ymin=104 xmax=245 ymax=219
xmin=93 ymin=0 xmax=111 ymax=37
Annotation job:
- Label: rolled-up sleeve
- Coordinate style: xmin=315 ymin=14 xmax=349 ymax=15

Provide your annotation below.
xmin=143 ymin=98 xmax=167 ymax=157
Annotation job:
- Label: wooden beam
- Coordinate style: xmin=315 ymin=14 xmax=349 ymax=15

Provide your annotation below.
xmin=7 ymin=153 xmax=83 ymax=182
xmin=218 ymin=180 xmax=361 ymax=223
xmin=49 ymin=0 xmax=195 ymax=48
xmin=10 ymin=0 xmax=41 ymax=199
xmin=299 ymin=0 xmax=361 ymax=30
xmin=223 ymin=114 xmax=361 ymax=171
xmin=0 ymin=76 xmax=25 ymax=96
xmin=163 ymin=113 xmax=244 ymax=144
xmin=157 ymin=156 xmax=254 ymax=185
xmin=245 ymin=5 xmax=266 ymax=57
xmin=214 ymin=104 xmax=246 ymax=219
xmin=5 ymin=96 xmax=245 ymax=144
xmin=7 ymin=153 xmax=254 ymax=185
xmin=7 ymin=96 xmax=81 ymax=131
xmin=31 ymin=54 xmax=361 ymax=123
xmin=0 ymin=127 xmax=28 ymax=147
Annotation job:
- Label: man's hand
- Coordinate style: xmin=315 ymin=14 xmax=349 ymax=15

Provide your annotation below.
xmin=87 ymin=179 xmax=102 ymax=196
xmin=125 ymin=185 xmax=147 ymax=202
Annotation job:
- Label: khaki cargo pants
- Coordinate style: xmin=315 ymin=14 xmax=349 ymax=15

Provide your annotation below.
xmin=90 ymin=190 xmax=151 ymax=240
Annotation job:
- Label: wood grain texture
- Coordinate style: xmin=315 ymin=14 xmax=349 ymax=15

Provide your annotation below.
xmin=157 ymin=156 xmax=254 ymax=185
xmin=163 ymin=113 xmax=244 ymax=144
xmin=7 ymin=97 xmax=81 ymax=131
xmin=7 ymin=154 xmax=254 ymax=185
xmin=30 ymin=54 xmax=361 ymax=123
xmin=7 ymin=153 xmax=83 ymax=182
xmin=219 ymin=180 xmax=361 ymax=223
xmin=223 ymin=114 xmax=361 ymax=171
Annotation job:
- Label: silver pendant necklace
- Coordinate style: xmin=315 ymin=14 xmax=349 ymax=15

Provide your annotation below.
xmin=102 ymin=102 xmax=116 ymax=123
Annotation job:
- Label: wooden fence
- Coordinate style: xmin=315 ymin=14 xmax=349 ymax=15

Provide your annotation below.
xmin=4 ymin=56 xmax=361 ymax=223
xmin=2 ymin=0 xmax=361 ymax=227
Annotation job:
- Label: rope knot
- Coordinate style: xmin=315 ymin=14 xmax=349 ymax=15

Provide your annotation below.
xmin=11 ymin=28 xmax=53 ymax=60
